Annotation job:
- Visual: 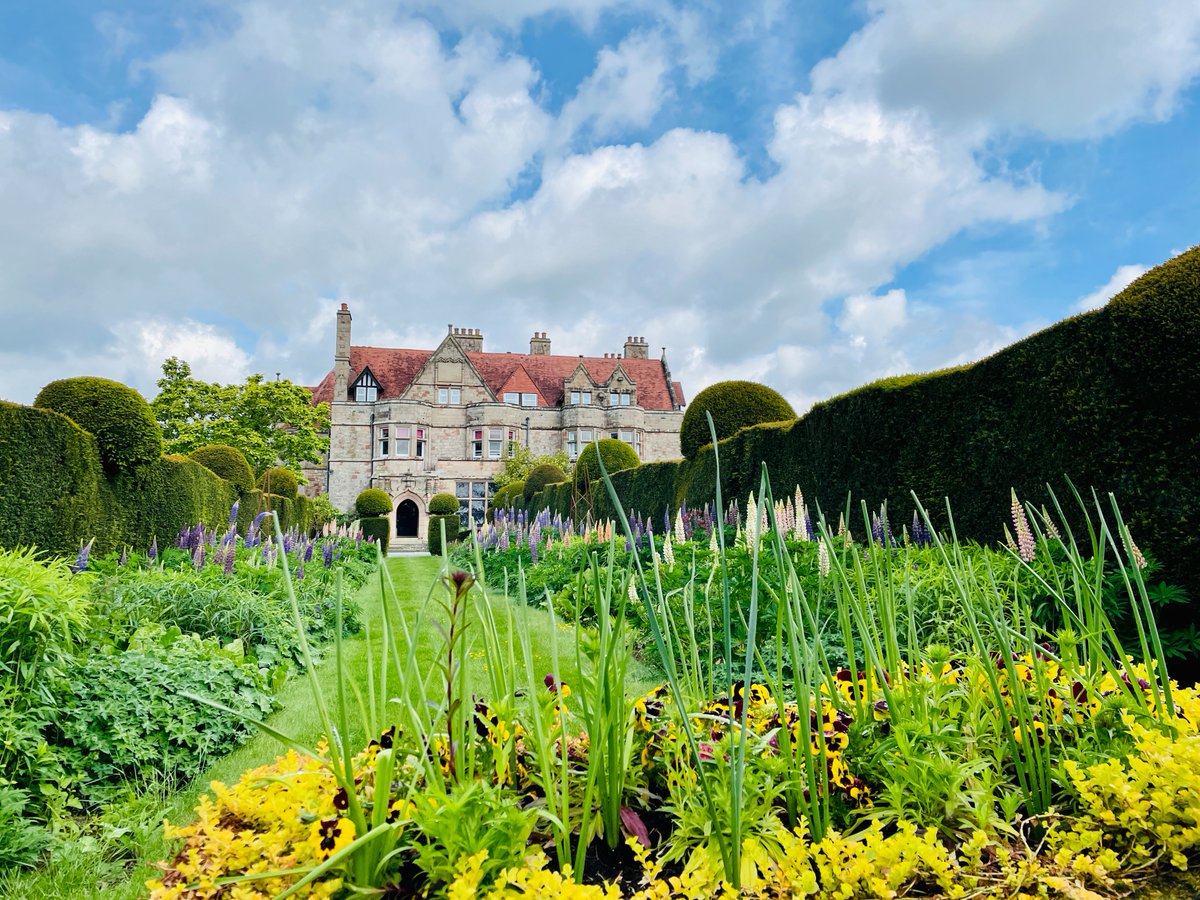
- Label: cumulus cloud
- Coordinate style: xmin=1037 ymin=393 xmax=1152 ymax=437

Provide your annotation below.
xmin=0 ymin=0 xmax=1194 ymax=413
xmin=810 ymin=0 xmax=1200 ymax=140
xmin=1073 ymin=264 xmax=1149 ymax=313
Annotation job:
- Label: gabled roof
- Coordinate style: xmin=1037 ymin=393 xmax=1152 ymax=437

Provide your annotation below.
xmin=497 ymin=365 xmax=544 ymax=404
xmin=310 ymin=346 xmax=683 ymax=411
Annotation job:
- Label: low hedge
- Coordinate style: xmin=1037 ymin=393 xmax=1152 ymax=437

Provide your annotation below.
xmin=523 ymin=464 xmax=567 ymax=503
xmin=258 ymin=467 xmax=298 ymax=500
xmin=428 ymin=513 xmax=460 ymax=555
xmin=679 ymin=380 xmax=795 ymax=459
xmin=573 ymin=439 xmax=639 ymax=495
xmin=355 ymin=488 xmax=392 ymax=518
xmin=429 ymin=493 xmax=459 ymax=515
xmin=360 ymin=517 xmax=390 ymax=555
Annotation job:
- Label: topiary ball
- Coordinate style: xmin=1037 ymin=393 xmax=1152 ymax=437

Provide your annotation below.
xmin=257 ymin=467 xmax=298 ymax=499
xmin=190 ymin=444 xmax=254 ymax=495
xmin=429 ymin=492 xmax=459 ymax=515
xmin=34 ymin=376 xmax=162 ymax=474
xmin=679 ymin=380 xmax=796 ymax=459
xmin=523 ymin=464 xmax=567 ymax=503
xmin=355 ymin=488 xmax=392 ymax=518
xmin=574 ymin=439 xmax=639 ymax=493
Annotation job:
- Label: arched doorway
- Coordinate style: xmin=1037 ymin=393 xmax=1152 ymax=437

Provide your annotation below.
xmin=396 ymin=499 xmax=419 ymax=537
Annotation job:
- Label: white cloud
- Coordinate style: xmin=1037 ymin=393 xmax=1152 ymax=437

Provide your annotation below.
xmin=557 ymin=31 xmax=672 ymax=143
xmin=1073 ymin=264 xmax=1148 ymax=313
xmin=811 ymin=0 xmax=1200 ymax=139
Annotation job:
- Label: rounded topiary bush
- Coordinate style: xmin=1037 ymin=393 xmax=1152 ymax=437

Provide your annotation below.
xmin=429 ymin=492 xmax=459 ymax=515
xmin=355 ymin=488 xmax=392 ymax=518
xmin=574 ymin=439 xmax=639 ymax=493
xmin=679 ymin=380 xmax=796 ymax=459
xmin=190 ymin=444 xmax=254 ymax=495
xmin=34 ymin=377 xmax=162 ymax=474
xmin=523 ymin=464 xmax=567 ymax=503
xmin=258 ymin=467 xmax=298 ymax=499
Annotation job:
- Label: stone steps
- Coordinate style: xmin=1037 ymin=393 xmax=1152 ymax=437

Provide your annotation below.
xmin=389 ymin=538 xmax=427 ymax=556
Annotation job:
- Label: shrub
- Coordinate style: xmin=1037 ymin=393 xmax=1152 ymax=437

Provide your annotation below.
xmin=310 ymin=494 xmax=339 ymax=529
xmin=360 ymin=517 xmax=390 ymax=554
xmin=429 ymin=493 xmax=459 ymax=515
xmin=51 ymin=627 xmax=277 ymax=797
xmin=33 ymin=377 xmax=162 ymax=474
xmin=0 ymin=547 xmax=90 ymax=694
xmin=574 ymin=439 xmax=640 ymax=494
xmin=189 ymin=445 xmax=254 ymax=495
xmin=523 ymin=464 xmax=567 ymax=503
xmin=679 ymin=380 xmax=795 ymax=460
xmin=258 ymin=467 xmax=298 ymax=499
xmin=428 ymin=513 xmax=460 ymax=555
xmin=492 ymin=482 xmax=525 ymax=513
xmin=355 ymin=488 xmax=392 ymax=518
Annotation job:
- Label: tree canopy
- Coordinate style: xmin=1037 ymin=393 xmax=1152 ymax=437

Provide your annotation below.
xmin=152 ymin=358 xmax=329 ymax=476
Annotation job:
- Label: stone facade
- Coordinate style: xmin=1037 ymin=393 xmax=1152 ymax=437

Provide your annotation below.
xmin=305 ymin=305 xmax=686 ymax=540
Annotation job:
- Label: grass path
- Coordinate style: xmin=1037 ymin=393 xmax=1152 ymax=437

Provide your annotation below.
xmin=1 ymin=555 xmax=653 ymax=900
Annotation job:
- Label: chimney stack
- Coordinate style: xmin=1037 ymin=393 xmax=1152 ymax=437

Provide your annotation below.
xmin=334 ymin=303 xmax=352 ymax=399
xmin=623 ymin=335 xmax=648 ymax=359
xmin=530 ymin=331 xmax=551 ymax=355
xmin=450 ymin=325 xmax=484 ymax=353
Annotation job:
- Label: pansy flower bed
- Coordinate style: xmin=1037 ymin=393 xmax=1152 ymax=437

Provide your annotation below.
xmin=149 ymin=479 xmax=1200 ymax=898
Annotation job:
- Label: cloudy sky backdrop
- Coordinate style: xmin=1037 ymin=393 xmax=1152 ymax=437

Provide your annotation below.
xmin=1 ymin=0 xmax=1198 ymax=410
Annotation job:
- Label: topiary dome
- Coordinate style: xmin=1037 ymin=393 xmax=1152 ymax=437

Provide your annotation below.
xmin=523 ymin=463 xmax=567 ymax=503
xmin=355 ymin=488 xmax=392 ymax=518
xmin=679 ymin=380 xmax=796 ymax=460
xmin=429 ymin=492 xmax=459 ymax=515
xmin=573 ymin=439 xmax=639 ymax=493
xmin=34 ymin=376 xmax=162 ymax=474
xmin=190 ymin=444 xmax=254 ymax=495
xmin=257 ymin=466 xmax=298 ymax=499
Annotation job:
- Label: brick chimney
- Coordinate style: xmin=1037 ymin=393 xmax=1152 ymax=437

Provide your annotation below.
xmin=623 ymin=335 xmax=648 ymax=359
xmin=334 ymin=303 xmax=352 ymax=399
xmin=450 ymin=325 xmax=483 ymax=353
xmin=530 ymin=331 xmax=550 ymax=355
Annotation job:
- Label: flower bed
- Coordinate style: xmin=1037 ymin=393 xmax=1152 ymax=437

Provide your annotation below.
xmin=148 ymin=482 xmax=1200 ymax=898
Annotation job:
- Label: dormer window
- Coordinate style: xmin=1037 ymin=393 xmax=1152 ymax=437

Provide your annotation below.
xmin=352 ymin=369 xmax=380 ymax=403
xmin=611 ymin=392 xmax=632 ymax=406
xmin=570 ymin=390 xmax=591 ymax=405
xmin=503 ymin=392 xmax=539 ymax=406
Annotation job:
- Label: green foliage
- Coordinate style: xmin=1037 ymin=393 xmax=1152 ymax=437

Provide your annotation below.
xmin=33 ymin=377 xmax=162 ymax=475
xmin=188 ymin=444 xmax=254 ymax=495
xmin=491 ymin=482 xmax=524 ymax=514
xmin=523 ymin=463 xmax=567 ymax=502
xmin=152 ymin=358 xmax=329 ymax=476
xmin=0 ymin=785 xmax=49 ymax=868
xmin=0 ymin=547 xmax=91 ymax=696
xmin=491 ymin=443 xmax=572 ymax=490
xmin=429 ymin=493 xmax=459 ymax=515
xmin=309 ymin=493 xmax=339 ymax=529
xmin=258 ymin=467 xmax=298 ymax=499
xmin=51 ymin=626 xmax=278 ymax=797
xmin=679 ymin=380 xmax=795 ymax=460
xmin=573 ymin=438 xmax=640 ymax=494
xmin=428 ymin=513 xmax=460 ymax=555
xmin=360 ymin=517 xmax=390 ymax=554
xmin=355 ymin=488 xmax=392 ymax=518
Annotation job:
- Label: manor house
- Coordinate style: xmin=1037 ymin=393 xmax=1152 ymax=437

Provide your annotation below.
xmin=305 ymin=304 xmax=686 ymax=542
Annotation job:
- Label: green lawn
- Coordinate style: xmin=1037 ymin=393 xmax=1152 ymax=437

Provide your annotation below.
xmin=0 ymin=555 xmax=654 ymax=900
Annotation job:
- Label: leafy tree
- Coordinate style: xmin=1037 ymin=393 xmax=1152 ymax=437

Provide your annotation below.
xmin=492 ymin=442 xmax=572 ymax=490
xmin=152 ymin=358 xmax=329 ymax=476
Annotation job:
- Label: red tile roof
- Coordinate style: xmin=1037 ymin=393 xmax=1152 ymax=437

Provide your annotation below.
xmin=310 ymin=345 xmax=683 ymax=411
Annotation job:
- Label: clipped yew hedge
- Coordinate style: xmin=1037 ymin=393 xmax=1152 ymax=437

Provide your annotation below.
xmin=570 ymin=248 xmax=1200 ymax=619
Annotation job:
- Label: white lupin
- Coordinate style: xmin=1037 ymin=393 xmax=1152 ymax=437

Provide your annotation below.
xmin=818 ymin=540 xmax=830 ymax=578
xmin=629 ymin=576 xmax=638 ymax=600
xmin=674 ymin=509 xmax=686 ymax=544
xmin=746 ymin=493 xmax=758 ymax=548
xmin=663 ymin=531 xmax=675 ymax=567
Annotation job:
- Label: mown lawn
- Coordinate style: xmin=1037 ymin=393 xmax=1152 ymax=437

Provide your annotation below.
xmin=0 ymin=555 xmax=652 ymax=900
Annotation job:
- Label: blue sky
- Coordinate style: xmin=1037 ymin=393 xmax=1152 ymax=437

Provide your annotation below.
xmin=0 ymin=1 xmax=1197 ymax=409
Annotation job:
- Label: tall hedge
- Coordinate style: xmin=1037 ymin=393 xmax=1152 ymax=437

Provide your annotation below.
xmin=0 ymin=403 xmax=104 ymax=554
xmin=33 ymin=377 xmax=162 ymax=474
xmin=679 ymin=380 xmax=795 ymax=459
xmin=570 ymin=248 xmax=1200 ymax=625
xmin=360 ymin=517 xmax=390 ymax=554
xmin=428 ymin=513 xmax=460 ymax=555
